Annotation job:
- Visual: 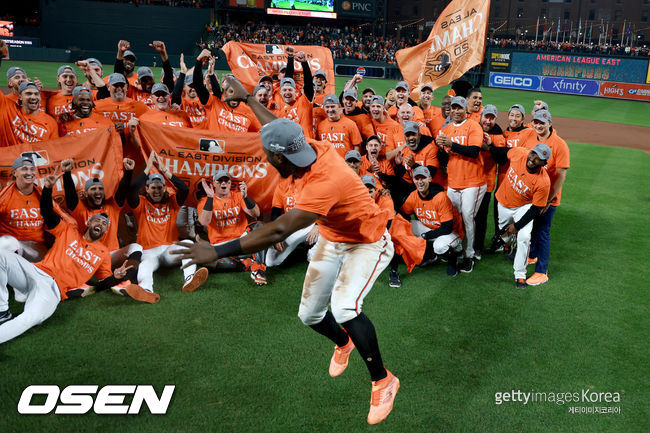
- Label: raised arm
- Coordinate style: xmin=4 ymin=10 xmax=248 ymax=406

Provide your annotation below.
xmin=114 ymin=158 xmax=134 ymax=207
xmin=222 ymin=75 xmax=278 ymax=126
xmin=61 ymin=159 xmax=78 ymax=211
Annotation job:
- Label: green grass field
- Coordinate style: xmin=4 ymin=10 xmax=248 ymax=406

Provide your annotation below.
xmin=1 ymin=60 xmax=649 ymax=432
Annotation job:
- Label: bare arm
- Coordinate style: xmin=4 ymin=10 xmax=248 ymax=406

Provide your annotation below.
xmin=546 ymin=168 xmax=567 ymax=208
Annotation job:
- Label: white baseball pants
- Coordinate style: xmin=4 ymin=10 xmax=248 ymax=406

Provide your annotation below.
xmin=136 ymin=244 xmax=197 ymax=292
xmin=497 ymin=203 xmax=534 ymax=280
xmin=266 ymin=223 xmax=317 ymax=267
xmin=409 ymin=221 xmax=463 ymax=255
xmin=447 ymin=184 xmax=487 ymax=259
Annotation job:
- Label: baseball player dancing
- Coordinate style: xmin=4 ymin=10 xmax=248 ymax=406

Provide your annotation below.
xmin=174 ymin=76 xmax=400 ymax=425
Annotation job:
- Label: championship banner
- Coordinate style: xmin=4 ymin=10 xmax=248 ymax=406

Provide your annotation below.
xmin=395 ymin=0 xmax=491 ymax=98
xmin=136 ymin=121 xmax=280 ymax=211
xmin=0 ymin=127 xmax=124 ymax=203
xmin=221 ymin=42 xmax=336 ymax=94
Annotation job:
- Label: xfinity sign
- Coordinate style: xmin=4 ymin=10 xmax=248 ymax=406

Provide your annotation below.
xmin=17 ymin=385 xmax=175 ymax=415
xmin=490 ymin=73 xmax=540 ymax=91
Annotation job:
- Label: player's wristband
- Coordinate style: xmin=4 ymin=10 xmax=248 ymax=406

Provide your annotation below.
xmin=243 ymin=196 xmax=256 ymax=210
xmin=214 ymin=239 xmax=242 ymax=258
xmin=204 ymin=197 xmax=214 ymax=211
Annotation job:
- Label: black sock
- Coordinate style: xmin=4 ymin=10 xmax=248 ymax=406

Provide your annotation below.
xmin=424 ymin=241 xmax=435 ymax=260
xmin=309 ymin=311 xmax=349 ymax=347
xmin=125 ymin=267 xmax=138 ymax=284
xmin=342 ymin=313 xmax=387 ymax=382
xmin=390 ymin=255 xmax=400 ymax=271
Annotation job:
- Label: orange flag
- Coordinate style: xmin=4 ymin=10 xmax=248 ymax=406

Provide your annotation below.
xmin=221 ymin=42 xmax=336 ymax=94
xmin=0 ymin=127 xmax=124 ymax=204
xmin=395 ymin=0 xmax=491 ymax=99
xmin=136 ymin=121 xmax=280 ymax=212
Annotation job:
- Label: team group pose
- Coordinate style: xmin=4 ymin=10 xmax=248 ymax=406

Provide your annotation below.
xmin=0 ymin=37 xmax=569 ymax=424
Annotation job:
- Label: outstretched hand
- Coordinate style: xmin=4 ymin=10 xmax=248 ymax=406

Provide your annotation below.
xmin=222 ymin=75 xmax=249 ymax=102
xmin=43 ymin=166 xmax=63 ymax=189
xmin=201 ymin=178 xmax=215 ymax=198
xmin=171 ymin=236 xmax=219 ymax=269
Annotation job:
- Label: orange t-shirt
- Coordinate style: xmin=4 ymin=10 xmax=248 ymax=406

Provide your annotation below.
xmin=387 ymin=104 xmax=425 ymax=124
xmin=70 ymin=198 xmax=122 ymax=252
xmin=316 ymin=117 xmax=363 ymax=158
xmin=59 ymin=112 xmax=114 ymax=137
xmin=370 ymin=116 xmax=401 ymax=153
xmin=440 ymin=119 xmax=485 ymax=189
xmin=273 ymin=94 xmax=314 ymax=139
xmin=94 ymin=98 xmax=149 ymax=123
xmin=467 ymin=106 xmax=483 ymax=123
xmin=520 ymin=128 xmax=571 ymax=206
xmin=360 ymin=155 xmax=395 ymax=180
xmin=420 ymin=105 xmax=442 ymax=129
xmin=495 ymin=147 xmax=551 ymax=209
xmin=182 ymin=95 xmax=216 ymax=129
xmin=207 ymin=99 xmax=262 ymax=133
xmin=343 ymin=111 xmax=375 ymax=139
xmin=128 ymin=88 xmax=156 ymax=109
xmin=400 ymin=142 xmax=443 ymax=186
xmin=35 ymin=222 xmax=112 ymax=299
xmin=401 ymin=189 xmax=464 ymax=238
xmin=428 ymin=112 xmax=447 ymax=138
xmin=375 ymin=192 xmax=394 ymax=213
xmin=197 ymin=193 xmax=248 ymax=245
xmin=272 ymin=177 xmax=299 ymax=214
xmin=139 ymin=109 xmax=193 ymax=128
xmin=0 ymin=91 xmax=59 ymax=146
xmin=132 ymin=194 xmax=181 ymax=249
xmin=497 ymin=127 xmax=530 ymax=187
xmin=312 ymin=92 xmax=327 ymax=129
xmin=482 ymin=133 xmax=506 ymax=193
xmin=292 ymin=140 xmax=390 ymax=243
xmin=46 ymin=91 xmax=75 ymax=118
xmin=0 ymin=185 xmax=44 ymax=242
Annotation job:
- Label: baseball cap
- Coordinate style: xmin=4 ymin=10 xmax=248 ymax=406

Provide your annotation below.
xmin=72 ymin=86 xmax=92 ymax=98
xmin=123 ymin=50 xmax=137 ymax=61
xmin=260 ymin=118 xmax=317 ymax=168
xmin=361 ymin=174 xmax=376 ymax=188
xmin=366 ymin=134 xmax=383 ymax=146
xmin=508 ymin=104 xmax=525 ymax=116
xmin=57 ymin=65 xmax=76 ymax=76
xmin=322 ymin=94 xmax=340 ymax=106
xmin=362 ymin=87 xmax=376 ymax=95
xmin=253 ymin=84 xmax=267 ymax=96
xmin=370 ymin=95 xmax=385 ymax=106
xmin=280 ymin=77 xmax=296 ymax=88
xmin=18 ymin=81 xmax=39 ymax=94
xmin=420 ymin=83 xmax=434 ymax=92
xmin=450 ymin=96 xmax=467 ymax=108
xmin=395 ymin=81 xmax=410 ymax=91
xmin=212 ymin=169 xmax=230 ymax=182
xmin=258 ymin=75 xmax=273 ymax=84
xmin=279 ymin=64 xmax=287 ymax=72
xmin=151 ymin=83 xmax=170 ymax=95
xmin=412 ymin=166 xmax=431 ymax=178
xmin=108 ymin=73 xmax=127 ymax=86
xmin=6 ymin=66 xmax=26 ymax=80
xmin=403 ymin=121 xmax=420 ymax=135
xmin=531 ymin=143 xmax=552 ymax=161
xmin=184 ymin=73 xmax=194 ymax=86
xmin=86 ymin=58 xmax=103 ymax=68
xmin=12 ymin=155 xmax=34 ymax=170
xmin=88 ymin=213 xmax=110 ymax=226
xmin=84 ymin=178 xmax=105 ymax=191
xmin=482 ymin=104 xmax=498 ymax=117
xmin=342 ymin=89 xmax=357 ymax=100
xmin=345 ymin=150 xmax=362 ymax=162
xmin=146 ymin=173 xmax=165 ymax=185
xmin=137 ymin=66 xmax=154 ymax=80
xmin=532 ymin=109 xmax=552 ymax=123
xmin=313 ymin=69 xmax=327 ymax=79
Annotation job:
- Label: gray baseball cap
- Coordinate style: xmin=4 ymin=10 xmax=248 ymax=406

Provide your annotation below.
xmin=86 ymin=58 xmax=103 ymax=68
xmin=84 ymin=178 xmax=105 ymax=191
xmin=345 ymin=150 xmax=362 ymax=162
xmin=123 ymin=50 xmax=137 ymax=60
xmin=18 ymin=81 xmax=39 ymax=94
xmin=362 ymin=87 xmax=376 ymax=95
xmin=361 ymin=174 xmax=376 ymax=188
xmin=403 ymin=121 xmax=420 ymax=135
xmin=450 ymin=96 xmax=467 ymax=108
xmin=260 ymin=118 xmax=317 ymax=168
xmin=482 ymin=104 xmax=498 ymax=117
xmin=6 ymin=66 xmax=26 ymax=80
xmin=151 ymin=83 xmax=170 ymax=95
xmin=212 ymin=169 xmax=230 ymax=182
xmin=72 ymin=86 xmax=92 ymax=98
xmin=412 ymin=166 xmax=431 ymax=178
xmin=366 ymin=134 xmax=383 ymax=145
xmin=508 ymin=104 xmax=525 ymax=116
xmin=313 ymin=69 xmax=327 ymax=79
xmin=88 ymin=213 xmax=110 ymax=226
xmin=258 ymin=74 xmax=273 ymax=84
xmin=420 ymin=83 xmax=434 ymax=92
xmin=370 ymin=95 xmax=385 ymax=106
xmin=137 ymin=66 xmax=154 ymax=80
xmin=57 ymin=65 xmax=76 ymax=76
xmin=395 ymin=81 xmax=410 ymax=91
xmin=531 ymin=143 xmax=552 ymax=161
xmin=108 ymin=73 xmax=127 ymax=86
xmin=532 ymin=109 xmax=552 ymax=123
xmin=146 ymin=173 xmax=165 ymax=185
xmin=342 ymin=89 xmax=357 ymax=100
xmin=12 ymin=155 xmax=34 ymax=170
xmin=280 ymin=77 xmax=296 ymax=88
xmin=322 ymin=94 xmax=340 ymax=106
xmin=253 ymin=84 xmax=267 ymax=96
xmin=184 ymin=73 xmax=194 ymax=86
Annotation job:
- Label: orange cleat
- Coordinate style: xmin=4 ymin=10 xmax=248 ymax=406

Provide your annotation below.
xmin=367 ymin=370 xmax=400 ymax=425
xmin=182 ymin=267 xmax=209 ymax=292
xmin=526 ymin=272 xmax=548 ymax=286
xmin=123 ymin=284 xmax=160 ymax=304
xmin=527 ymin=257 xmax=538 ymax=266
xmin=329 ymin=338 xmax=355 ymax=377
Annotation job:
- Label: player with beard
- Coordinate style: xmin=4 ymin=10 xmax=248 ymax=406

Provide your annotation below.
xmin=341 ymin=89 xmax=374 ymax=139
xmin=360 ymin=88 xmax=376 ymax=113
xmin=430 ymin=95 xmax=452 ymax=135
xmin=316 ymin=94 xmax=363 ymax=158
xmin=466 ymin=88 xmax=483 ymax=123
xmin=46 ymin=65 xmax=78 ymax=117
xmin=0 ymin=80 xmax=58 ymax=146
xmin=94 ymin=73 xmax=148 ymax=125
xmin=58 ymin=86 xmax=114 ymax=136
xmin=138 ymin=83 xmax=192 ymax=128
xmin=253 ymin=84 xmax=271 ymax=108
xmin=368 ymin=95 xmax=402 ymax=159
xmin=393 ymin=104 xmax=432 ymax=150
xmin=115 ymin=40 xmax=138 ymax=87
xmin=172 ymin=53 xmax=215 ymax=129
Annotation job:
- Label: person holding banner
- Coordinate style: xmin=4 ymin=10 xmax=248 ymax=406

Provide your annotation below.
xmin=0 ymin=80 xmax=58 ymax=146
xmin=94 ymin=73 xmax=149 ymax=127
xmin=272 ymin=50 xmax=315 ymax=139
xmin=173 ymin=76 xmax=400 ymax=425
xmin=58 ymin=86 xmax=114 ymax=136
xmin=316 ymin=94 xmax=363 ymax=158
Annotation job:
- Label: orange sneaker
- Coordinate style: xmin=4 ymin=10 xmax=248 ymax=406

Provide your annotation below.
xmin=123 ymin=284 xmax=161 ymax=304
xmin=527 ymin=257 xmax=538 ymax=266
xmin=526 ymin=272 xmax=548 ymax=286
xmin=182 ymin=267 xmax=209 ymax=292
xmin=367 ymin=370 xmax=400 ymax=425
xmin=329 ymin=338 xmax=355 ymax=377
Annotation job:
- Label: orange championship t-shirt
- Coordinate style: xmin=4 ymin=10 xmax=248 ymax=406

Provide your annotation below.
xmin=440 ymin=119 xmax=485 ymax=190
xmin=46 ymin=91 xmax=75 ymax=118
xmin=0 ymin=185 xmax=45 ymax=242
xmin=400 ymin=142 xmax=443 ymax=186
xmin=519 ymin=128 xmax=570 ymax=206
xmin=342 ymin=110 xmax=375 ymax=139
xmin=467 ymin=106 xmax=483 ymax=123
xmin=139 ymin=109 xmax=193 ymax=128
xmin=59 ymin=112 xmax=114 ymax=137
xmin=69 ymin=198 xmax=123 ymax=252
xmin=197 ymin=192 xmax=249 ymax=245
xmin=272 ymin=177 xmax=299 ymax=214
xmin=273 ymin=94 xmax=314 ymax=139
xmin=495 ymin=147 xmax=551 ymax=209
xmin=428 ymin=112 xmax=448 ymax=138
xmin=387 ymin=104 xmax=426 ymax=124
xmin=360 ymin=155 xmax=395 ymax=183
xmin=206 ymin=99 xmax=262 ymax=133
xmin=482 ymin=133 xmax=506 ymax=193
xmin=312 ymin=92 xmax=327 ymax=130
xmin=182 ymin=95 xmax=216 ymax=129
xmin=316 ymin=116 xmax=363 ymax=158
xmin=498 ymin=126 xmax=530 ymax=187
xmin=94 ymin=97 xmax=149 ymax=123
xmin=0 ymin=91 xmax=59 ymax=146
xmin=128 ymin=88 xmax=156 ymax=109
xmin=35 ymin=221 xmax=112 ymax=300
xmin=420 ymin=105 xmax=442 ymax=130
xmin=370 ymin=116 xmax=402 ymax=153
xmin=401 ymin=189 xmax=465 ymax=238
xmin=292 ymin=140 xmax=390 ymax=243
xmin=131 ymin=193 xmax=182 ymax=249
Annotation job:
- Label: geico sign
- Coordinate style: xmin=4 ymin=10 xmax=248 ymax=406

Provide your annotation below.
xmin=17 ymin=385 xmax=175 ymax=415
xmin=494 ymin=75 xmax=533 ymax=87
